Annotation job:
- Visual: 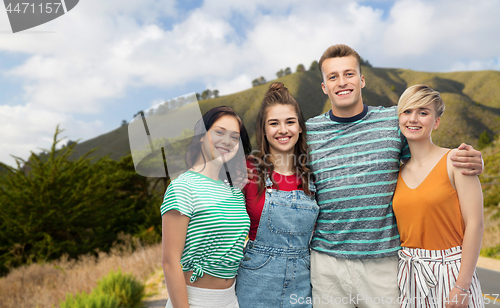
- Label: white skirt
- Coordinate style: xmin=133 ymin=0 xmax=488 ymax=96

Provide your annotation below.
xmin=398 ymin=246 xmax=484 ymax=308
xmin=165 ymin=282 xmax=239 ymax=308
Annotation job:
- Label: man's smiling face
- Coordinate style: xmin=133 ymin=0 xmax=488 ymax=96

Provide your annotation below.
xmin=321 ymin=55 xmax=365 ymax=117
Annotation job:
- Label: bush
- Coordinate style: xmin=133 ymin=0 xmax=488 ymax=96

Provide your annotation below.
xmin=481 ymin=244 xmax=500 ymax=259
xmin=95 ymin=269 xmax=145 ymax=308
xmin=58 ymin=269 xmax=144 ymax=308
xmin=59 ymin=291 xmax=120 ymax=308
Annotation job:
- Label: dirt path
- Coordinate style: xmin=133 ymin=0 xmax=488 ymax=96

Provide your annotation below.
xmin=477 ymin=256 xmax=500 ymax=272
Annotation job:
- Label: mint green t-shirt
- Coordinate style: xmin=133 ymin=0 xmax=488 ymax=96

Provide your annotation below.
xmin=161 ymin=171 xmax=250 ymax=282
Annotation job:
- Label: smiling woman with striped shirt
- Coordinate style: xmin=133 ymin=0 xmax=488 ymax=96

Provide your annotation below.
xmin=161 ymin=106 xmax=252 ymax=308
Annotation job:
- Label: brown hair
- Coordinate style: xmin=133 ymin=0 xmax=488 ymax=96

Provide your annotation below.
xmin=253 ymin=82 xmax=313 ymax=195
xmin=397 ymin=84 xmax=445 ymax=118
xmin=319 ymin=44 xmax=362 ymax=74
xmin=185 ymin=106 xmax=252 ymax=185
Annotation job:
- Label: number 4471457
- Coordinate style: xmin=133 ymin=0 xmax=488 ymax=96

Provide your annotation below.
xmin=5 ymin=2 xmax=62 ymax=14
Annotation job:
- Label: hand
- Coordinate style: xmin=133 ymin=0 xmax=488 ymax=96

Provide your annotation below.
xmin=450 ymin=143 xmax=484 ymax=176
xmin=445 ymin=286 xmax=469 ymax=308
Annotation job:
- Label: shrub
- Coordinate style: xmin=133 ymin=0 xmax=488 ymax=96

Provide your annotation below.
xmin=58 ymin=269 xmax=144 ymax=308
xmin=95 ymin=269 xmax=145 ymax=308
xmin=481 ymin=244 xmax=500 ymax=259
xmin=59 ymin=291 xmax=119 ymax=308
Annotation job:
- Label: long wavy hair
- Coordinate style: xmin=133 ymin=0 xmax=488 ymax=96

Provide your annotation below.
xmin=253 ymin=82 xmax=313 ymax=195
xmin=185 ymin=106 xmax=251 ymax=187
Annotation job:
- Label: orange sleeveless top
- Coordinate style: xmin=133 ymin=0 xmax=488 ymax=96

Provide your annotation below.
xmin=392 ymin=151 xmax=465 ymax=250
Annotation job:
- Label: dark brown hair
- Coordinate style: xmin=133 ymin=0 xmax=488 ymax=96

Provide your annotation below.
xmin=253 ymin=82 xmax=313 ymax=195
xmin=185 ymin=106 xmax=251 ymax=185
xmin=319 ymin=44 xmax=362 ymax=74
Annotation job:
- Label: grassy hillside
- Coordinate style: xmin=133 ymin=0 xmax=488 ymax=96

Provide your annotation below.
xmin=480 ymin=136 xmax=500 ymax=208
xmin=70 ymin=66 xmax=500 ymax=160
xmin=69 ymin=124 xmax=131 ymax=161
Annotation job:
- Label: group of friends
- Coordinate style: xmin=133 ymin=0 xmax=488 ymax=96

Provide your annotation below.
xmin=160 ymin=44 xmax=486 ymax=308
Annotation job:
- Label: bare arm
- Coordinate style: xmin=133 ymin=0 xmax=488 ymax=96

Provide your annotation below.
xmin=450 ymin=143 xmax=484 ymax=176
xmin=162 ymin=211 xmax=190 ymax=308
xmin=445 ymin=153 xmax=484 ymax=308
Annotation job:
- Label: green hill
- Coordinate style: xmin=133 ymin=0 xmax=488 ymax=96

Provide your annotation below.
xmin=70 ymin=66 xmax=500 ymax=160
xmin=480 ymin=136 xmax=500 ymax=208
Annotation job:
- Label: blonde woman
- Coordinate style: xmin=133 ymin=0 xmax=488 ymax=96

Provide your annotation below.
xmin=393 ymin=85 xmax=484 ymax=308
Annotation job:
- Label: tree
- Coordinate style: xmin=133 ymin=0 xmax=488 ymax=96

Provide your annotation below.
xmin=201 ymin=89 xmax=213 ymax=100
xmin=309 ymin=60 xmax=318 ymax=71
xmin=252 ymin=77 xmax=267 ymax=87
xmin=196 ymin=93 xmax=201 ymax=101
xmin=213 ymin=90 xmax=219 ymax=98
xmin=296 ymin=64 xmax=305 ymax=73
xmin=276 ymin=69 xmax=284 ymax=78
xmin=0 ymin=127 xmax=157 ymax=275
xmin=284 ymin=67 xmax=292 ymax=75
xmin=360 ymin=57 xmax=372 ymax=67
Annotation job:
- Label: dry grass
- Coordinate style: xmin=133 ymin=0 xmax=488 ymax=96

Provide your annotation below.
xmin=0 ymin=234 xmax=162 ymax=308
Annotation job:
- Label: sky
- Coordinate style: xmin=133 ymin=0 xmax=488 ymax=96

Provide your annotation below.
xmin=1 ymin=0 xmax=499 ymax=167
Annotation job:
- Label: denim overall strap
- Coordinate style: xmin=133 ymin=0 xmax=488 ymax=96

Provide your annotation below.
xmin=249 ymin=173 xmax=319 ymax=255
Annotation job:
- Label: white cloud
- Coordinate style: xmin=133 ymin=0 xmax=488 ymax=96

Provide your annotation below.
xmin=380 ymin=0 xmax=500 ymax=70
xmin=449 ymin=58 xmax=500 ymax=72
xmin=209 ymin=74 xmax=253 ymax=95
xmin=0 ymin=104 xmax=104 ymax=166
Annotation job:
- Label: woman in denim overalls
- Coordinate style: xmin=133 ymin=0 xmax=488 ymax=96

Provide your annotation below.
xmin=236 ymin=82 xmax=319 ymax=308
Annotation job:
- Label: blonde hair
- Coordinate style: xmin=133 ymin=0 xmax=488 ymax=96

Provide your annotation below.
xmin=397 ymin=84 xmax=445 ymax=118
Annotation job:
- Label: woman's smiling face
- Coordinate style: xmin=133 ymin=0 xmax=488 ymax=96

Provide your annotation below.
xmin=200 ymin=115 xmax=240 ymax=164
xmin=399 ymin=102 xmax=440 ymax=141
xmin=264 ymin=104 xmax=301 ymax=157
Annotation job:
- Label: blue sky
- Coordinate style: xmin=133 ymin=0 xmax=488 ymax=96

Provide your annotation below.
xmin=1 ymin=0 xmax=499 ymax=166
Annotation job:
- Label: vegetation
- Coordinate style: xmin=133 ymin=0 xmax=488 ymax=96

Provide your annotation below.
xmin=480 ymin=136 xmax=500 ymax=209
xmin=296 ymin=64 xmax=305 ymax=73
xmin=309 ymin=60 xmax=318 ymax=71
xmin=197 ymin=89 xmax=219 ymax=100
xmin=478 ymin=130 xmax=493 ymax=149
xmin=0 ymin=235 xmax=161 ymax=308
xmin=0 ymin=127 xmax=160 ymax=276
xmin=251 ymin=76 xmax=267 ymax=87
xmin=59 ymin=269 xmax=145 ymax=308
xmin=60 ymin=291 xmax=120 ymax=308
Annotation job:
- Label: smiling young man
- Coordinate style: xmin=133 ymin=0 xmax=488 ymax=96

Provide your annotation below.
xmin=305 ymin=44 xmax=484 ymax=308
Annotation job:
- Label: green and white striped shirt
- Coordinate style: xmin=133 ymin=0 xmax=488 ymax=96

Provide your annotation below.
xmin=161 ymin=171 xmax=250 ymax=282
